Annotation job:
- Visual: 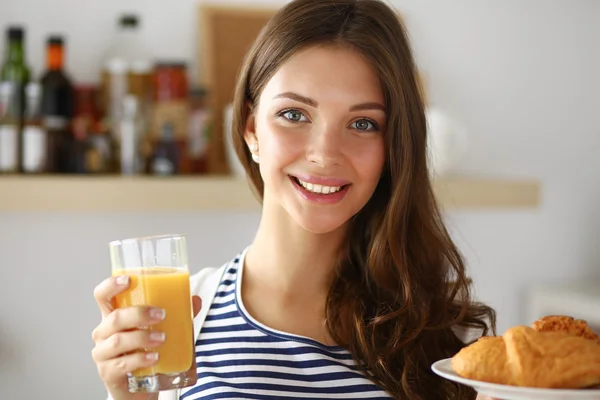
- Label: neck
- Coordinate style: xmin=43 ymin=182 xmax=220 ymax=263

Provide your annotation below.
xmin=244 ymin=192 xmax=347 ymax=300
xmin=6 ymin=40 xmax=24 ymax=64
xmin=47 ymin=45 xmax=63 ymax=71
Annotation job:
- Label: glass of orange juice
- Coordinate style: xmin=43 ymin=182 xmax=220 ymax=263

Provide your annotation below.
xmin=108 ymin=234 xmax=198 ymax=393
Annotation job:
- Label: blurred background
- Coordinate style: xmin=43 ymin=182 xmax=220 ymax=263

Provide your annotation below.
xmin=0 ymin=0 xmax=598 ymax=398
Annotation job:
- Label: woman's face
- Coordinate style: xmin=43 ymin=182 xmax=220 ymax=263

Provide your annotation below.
xmin=246 ymin=45 xmax=386 ymax=234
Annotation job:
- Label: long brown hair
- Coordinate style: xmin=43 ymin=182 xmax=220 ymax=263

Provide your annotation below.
xmin=231 ymin=0 xmax=496 ymax=398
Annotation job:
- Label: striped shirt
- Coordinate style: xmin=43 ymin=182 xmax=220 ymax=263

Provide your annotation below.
xmin=180 ymin=249 xmax=391 ymax=400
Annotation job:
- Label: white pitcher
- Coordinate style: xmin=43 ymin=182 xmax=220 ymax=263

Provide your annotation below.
xmin=425 ymin=107 xmax=468 ymax=177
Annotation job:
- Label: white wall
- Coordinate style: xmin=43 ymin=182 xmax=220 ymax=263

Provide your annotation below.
xmin=1 ymin=0 xmax=599 ymax=399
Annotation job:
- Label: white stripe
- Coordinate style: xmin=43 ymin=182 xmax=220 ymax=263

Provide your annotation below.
xmin=206 ymin=303 xmax=237 ymax=316
xmin=197 ymin=351 xmax=357 ymax=367
xmin=194 ymin=374 xmax=384 ymax=389
xmin=198 ymin=329 xmax=265 ymax=340
xmin=201 ymin=316 xmax=246 ymax=328
xmin=186 ymin=384 xmax=388 ymax=399
xmin=198 ymin=338 xmax=353 ymax=357
xmin=218 ymin=281 xmax=235 ymax=290
xmin=199 ymin=338 xmax=318 ymax=352
xmin=210 ymin=292 xmax=234 ymax=304
xmin=198 ymin=363 xmax=359 ymax=376
xmin=220 ymin=271 xmax=236 ymax=280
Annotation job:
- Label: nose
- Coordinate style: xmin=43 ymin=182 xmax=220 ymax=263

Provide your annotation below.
xmin=306 ymin=125 xmax=342 ymax=168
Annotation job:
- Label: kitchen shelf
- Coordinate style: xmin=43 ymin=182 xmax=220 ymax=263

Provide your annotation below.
xmin=0 ymin=175 xmax=541 ymax=212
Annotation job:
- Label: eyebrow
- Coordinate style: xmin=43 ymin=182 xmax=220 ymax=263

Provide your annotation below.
xmin=273 ymin=92 xmax=386 ymax=112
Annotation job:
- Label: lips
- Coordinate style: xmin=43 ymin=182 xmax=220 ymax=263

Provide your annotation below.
xmin=292 ymin=174 xmax=351 ymax=187
xmin=288 ymin=175 xmax=351 ymax=204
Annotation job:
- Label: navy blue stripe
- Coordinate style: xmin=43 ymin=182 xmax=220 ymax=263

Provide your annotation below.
xmin=197 ymin=369 xmax=364 ymax=382
xmin=219 ymin=279 xmax=235 ymax=287
xmin=196 ymin=334 xmax=285 ymax=346
xmin=213 ymin=288 xmax=235 ymax=298
xmin=197 ymin=345 xmax=354 ymax=360
xmin=194 ymin=358 xmax=358 ymax=371
xmin=182 ymin=390 xmax=388 ymax=400
xmin=182 ymin=380 xmax=383 ymax=394
xmin=208 ymin=299 xmax=235 ymax=310
xmin=204 ymin=311 xmax=239 ymax=321
xmin=200 ymin=323 xmax=251 ymax=334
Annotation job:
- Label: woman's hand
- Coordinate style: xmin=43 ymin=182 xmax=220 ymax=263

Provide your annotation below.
xmin=91 ymin=275 xmax=202 ymax=400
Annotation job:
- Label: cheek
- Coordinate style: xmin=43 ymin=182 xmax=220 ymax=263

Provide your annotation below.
xmin=259 ymin=121 xmax=306 ymax=164
xmin=348 ymin=139 xmax=386 ymax=179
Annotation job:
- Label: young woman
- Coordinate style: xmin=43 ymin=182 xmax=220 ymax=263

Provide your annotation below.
xmin=92 ymin=0 xmax=497 ymax=399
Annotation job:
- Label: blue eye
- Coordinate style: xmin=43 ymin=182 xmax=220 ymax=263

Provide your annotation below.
xmin=351 ymin=118 xmax=379 ymax=131
xmin=279 ymin=109 xmax=308 ymax=122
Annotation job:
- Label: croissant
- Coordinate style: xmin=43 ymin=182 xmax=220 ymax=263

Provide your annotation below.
xmin=451 ymin=336 xmax=514 ymax=385
xmin=505 ymin=326 xmax=600 ymax=388
xmin=451 ymin=316 xmax=600 ymax=389
xmin=531 ymin=315 xmax=600 ymax=343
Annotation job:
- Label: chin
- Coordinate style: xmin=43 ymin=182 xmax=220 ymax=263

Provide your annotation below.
xmin=292 ymin=214 xmax=349 ymax=235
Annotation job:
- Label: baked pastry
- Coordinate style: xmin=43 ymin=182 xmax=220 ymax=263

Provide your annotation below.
xmin=504 ymin=326 xmax=600 ymax=388
xmin=451 ymin=336 xmax=514 ymax=385
xmin=451 ymin=316 xmax=600 ymax=389
xmin=531 ymin=315 xmax=600 ymax=343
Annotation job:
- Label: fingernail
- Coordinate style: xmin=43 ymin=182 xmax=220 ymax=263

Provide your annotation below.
xmin=115 ymin=275 xmax=129 ymax=286
xmin=149 ymin=308 xmax=166 ymax=320
xmin=150 ymin=331 xmax=166 ymax=342
xmin=145 ymin=352 xmax=159 ymax=361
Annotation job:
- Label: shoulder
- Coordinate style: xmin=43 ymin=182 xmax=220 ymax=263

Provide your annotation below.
xmin=190 ymin=265 xmax=220 ymax=286
xmin=189 ymin=264 xmax=226 ymax=296
xmin=189 ymin=249 xmax=246 ymax=296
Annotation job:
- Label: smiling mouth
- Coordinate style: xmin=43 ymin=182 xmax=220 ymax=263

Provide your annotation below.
xmin=289 ymin=175 xmax=351 ymax=195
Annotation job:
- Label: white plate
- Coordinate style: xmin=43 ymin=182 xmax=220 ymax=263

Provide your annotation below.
xmin=431 ymin=358 xmax=600 ymax=400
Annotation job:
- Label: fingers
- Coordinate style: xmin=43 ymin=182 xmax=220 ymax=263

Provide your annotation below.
xmin=93 ymin=275 xmax=131 ymax=318
xmin=96 ymin=351 xmax=160 ymax=387
xmin=91 ymin=306 xmax=166 ymax=343
xmin=192 ymin=295 xmax=202 ymax=318
xmin=92 ymin=329 xmax=166 ymax=363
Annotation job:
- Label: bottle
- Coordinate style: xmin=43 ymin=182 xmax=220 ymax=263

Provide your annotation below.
xmin=69 ymin=85 xmax=99 ymax=173
xmin=151 ymin=62 xmax=189 ymax=172
xmin=150 ymin=121 xmax=179 ymax=176
xmin=0 ymin=82 xmax=19 ymax=172
xmin=188 ymin=86 xmax=211 ymax=174
xmin=22 ymin=82 xmax=49 ymax=173
xmin=119 ymin=95 xmax=142 ymax=175
xmin=101 ymin=14 xmax=152 ymax=145
xmin=1 ymin=26 xmax=31 ymax=172
xmin=40 ymin=35 xmax=75 ymax=173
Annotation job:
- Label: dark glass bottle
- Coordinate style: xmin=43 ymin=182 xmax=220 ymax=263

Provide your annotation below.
xmin=40 ymin=35 xmax=74 ymax=173
xmin=0 ymin=82 xmax=19 ymax=172
xmin=22 ymin=82 xmax=50 ymax=173
xmin=0 ymin=26 xmax=31 ymax=172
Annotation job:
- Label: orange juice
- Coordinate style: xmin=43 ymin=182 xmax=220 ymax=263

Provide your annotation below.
xmin=113 ymin=267 xmax=193 ymax=377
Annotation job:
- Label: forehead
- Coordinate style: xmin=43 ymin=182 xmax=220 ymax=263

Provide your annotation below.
xmin=260 ymin=45 xmax=384 ymax=105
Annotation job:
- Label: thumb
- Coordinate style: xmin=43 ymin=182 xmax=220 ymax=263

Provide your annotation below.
xmin=192 ymin=295 xmax=202 ymax=318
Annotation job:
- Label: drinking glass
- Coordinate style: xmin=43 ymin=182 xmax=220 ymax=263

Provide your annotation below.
xmin=109 ymin=234 xmax=198 ymax=393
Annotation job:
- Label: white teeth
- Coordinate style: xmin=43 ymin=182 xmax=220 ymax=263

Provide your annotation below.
xmin=297 ymin=178 xmax=342 ymax=194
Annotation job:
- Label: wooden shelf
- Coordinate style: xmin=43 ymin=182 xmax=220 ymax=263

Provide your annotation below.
xmin=0 ymin=175 xmax=541 ymax=212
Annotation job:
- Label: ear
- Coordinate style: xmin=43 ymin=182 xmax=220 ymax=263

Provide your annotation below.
xmin=243 ymin=102 xmax=257 ymax=148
